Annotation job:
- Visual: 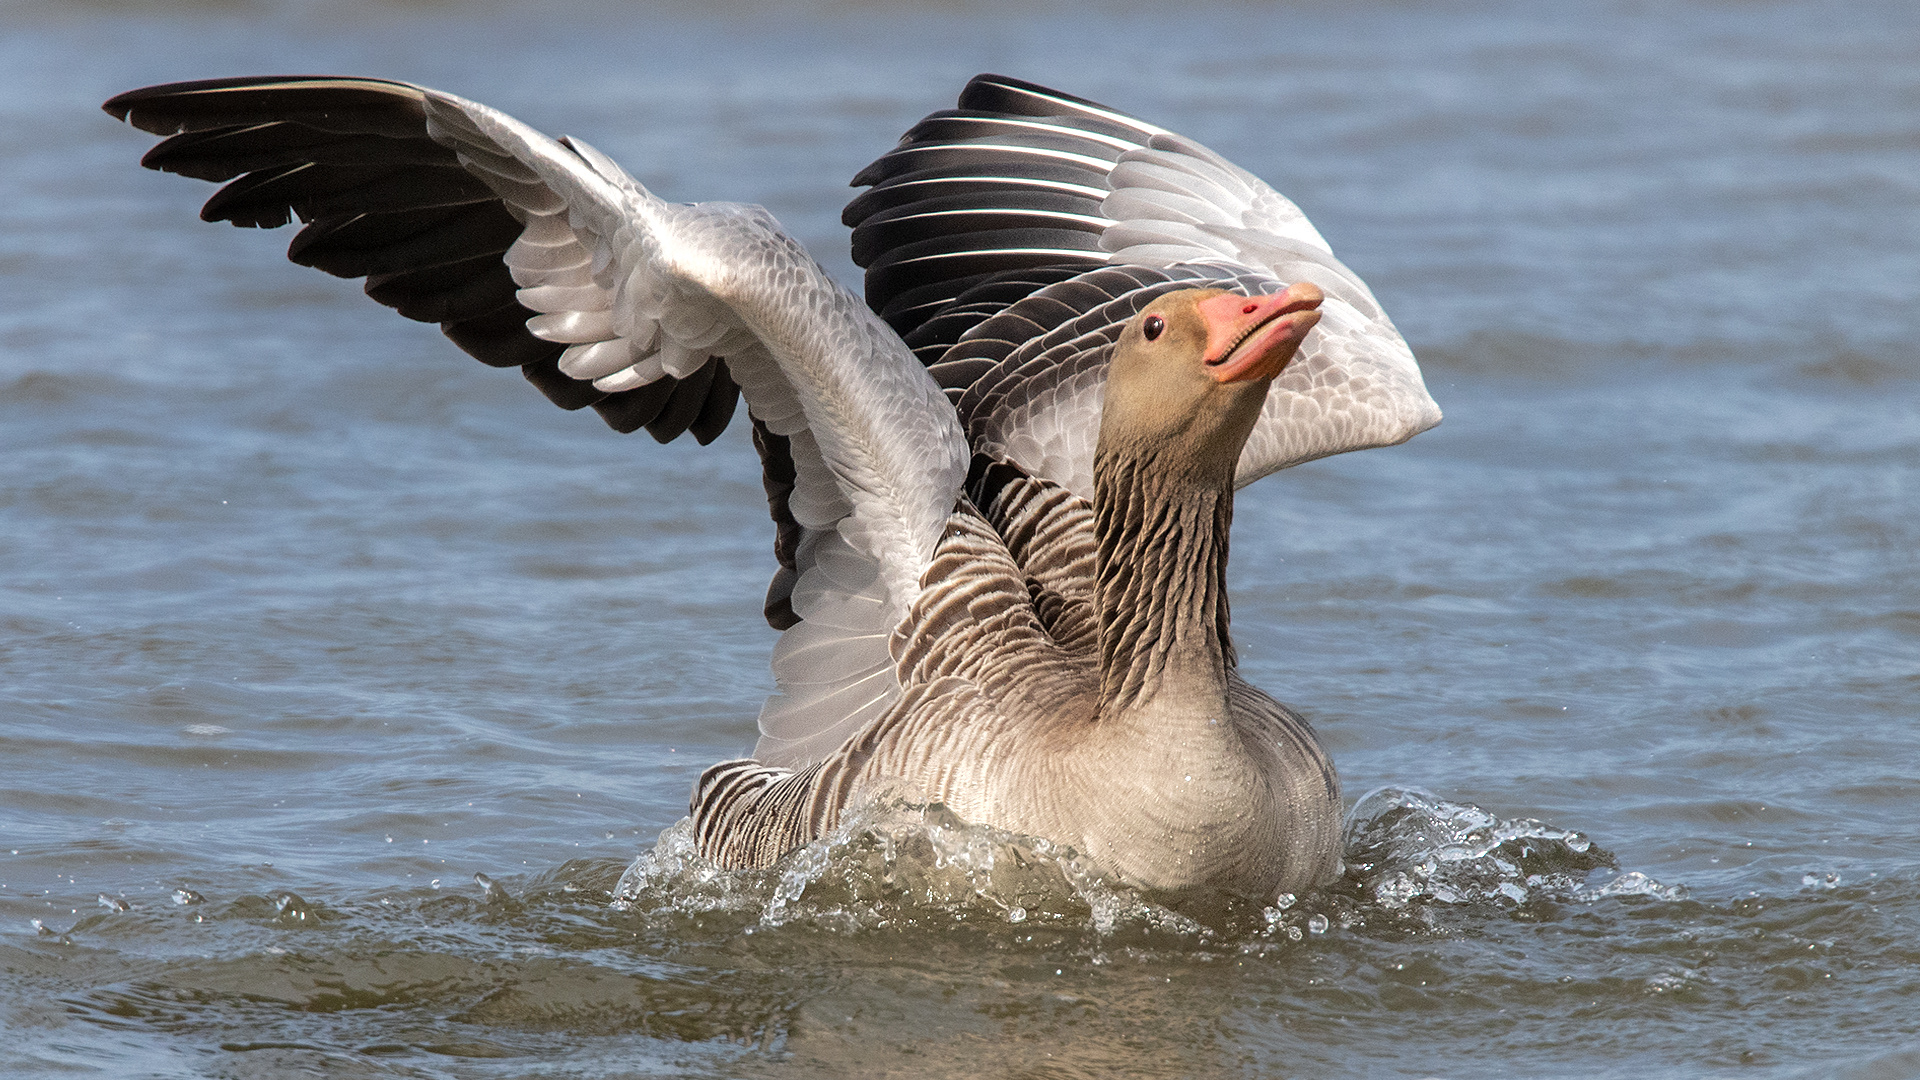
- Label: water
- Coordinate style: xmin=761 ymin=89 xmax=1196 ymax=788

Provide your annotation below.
xmin=2 ymin=0 xmax=1917 ymax=1075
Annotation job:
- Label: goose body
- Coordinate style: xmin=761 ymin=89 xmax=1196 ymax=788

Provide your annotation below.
xmin=106 ymin=74 xmax=1440 ymax=902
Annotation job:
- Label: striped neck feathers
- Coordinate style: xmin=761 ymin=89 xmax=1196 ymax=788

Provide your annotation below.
xmin=1091 ymin=444 xmax=1237 ymax=716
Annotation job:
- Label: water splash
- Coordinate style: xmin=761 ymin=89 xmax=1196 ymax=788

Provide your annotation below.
xmin=612 ymin=788 xmax=1686 ymax=939
xmin=614 ymin=798 xmax=1209 ymax=937
xmin=473 ymin=871 xmax=518 ymax=908
xmin=1339 ymin=787 xmax=1687 ymax=914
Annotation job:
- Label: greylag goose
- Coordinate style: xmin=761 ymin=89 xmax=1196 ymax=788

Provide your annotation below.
xmin=104 ymin=74 xmax=1439 ymax=903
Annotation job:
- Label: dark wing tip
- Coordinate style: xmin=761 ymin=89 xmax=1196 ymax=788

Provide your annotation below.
xmin=104 ymin=76 xmax=426 ymax=136
xmin=959 ymin=73 xmax=1109 ymax=113
xmin=106 ymin=76 xmax=324 ymax=121
xmin=845 ymin=73 xmax=1157 ymax=345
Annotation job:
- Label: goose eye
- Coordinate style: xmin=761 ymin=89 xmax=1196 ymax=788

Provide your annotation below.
xmin=1142 ymin=315 xmax=1165 ymax=341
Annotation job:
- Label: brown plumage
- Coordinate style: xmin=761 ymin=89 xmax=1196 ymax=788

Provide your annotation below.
xmin=693 ymin=287 xmax=1344 ymax=903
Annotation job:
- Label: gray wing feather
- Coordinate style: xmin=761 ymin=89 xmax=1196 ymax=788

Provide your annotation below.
xmin=421 ymin=91 xmax=973 ymax=768
xmin=847 ymin=79 xmax=1440 ymax=497
xmin=272 ymin=88 xmax=967 ymax=768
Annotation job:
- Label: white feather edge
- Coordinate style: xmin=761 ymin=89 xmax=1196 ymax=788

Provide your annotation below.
xmin=414 ymin=87 xmax=969 ymax=769
xmin=959 ymin=125 xmax=1443 ymax=495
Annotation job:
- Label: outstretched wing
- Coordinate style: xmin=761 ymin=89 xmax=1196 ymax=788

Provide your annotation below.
xmin=105 ymin=76 xmax=969 ymax=768
xmin=844 ymin=74 xmax=1441 ymax=498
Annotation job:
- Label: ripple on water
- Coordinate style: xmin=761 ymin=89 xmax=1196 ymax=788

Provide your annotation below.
xmin=16 ymin=796 xmax=1920 ymax=1078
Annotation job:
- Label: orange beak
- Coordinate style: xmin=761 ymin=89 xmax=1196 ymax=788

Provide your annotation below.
xmin=1197 ymin=284 xmax=1325 ymax=383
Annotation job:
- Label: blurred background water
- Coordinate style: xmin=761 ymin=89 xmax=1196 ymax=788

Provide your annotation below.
xmin=1 ymin=0 xmax=1916 ymax=1076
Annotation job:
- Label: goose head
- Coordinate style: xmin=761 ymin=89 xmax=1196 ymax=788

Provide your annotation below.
xmin=1097 ymin=283 xmax=1325 ymax=481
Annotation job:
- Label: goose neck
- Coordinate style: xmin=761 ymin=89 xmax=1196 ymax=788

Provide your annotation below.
xmin=1091 ymin=446 xmax=1236 ymax=721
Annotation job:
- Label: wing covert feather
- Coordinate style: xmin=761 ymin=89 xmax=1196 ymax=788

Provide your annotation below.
xmin=412 ymin=90 xmax=975 ymax=769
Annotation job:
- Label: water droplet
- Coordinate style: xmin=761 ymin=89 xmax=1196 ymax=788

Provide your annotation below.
xmin=1007 ymin=906 xmax=1027 ymax=924
xmin=1307 ymin=914 xmax=1329 ymax=935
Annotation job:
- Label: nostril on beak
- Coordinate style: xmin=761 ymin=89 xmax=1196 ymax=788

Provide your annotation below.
xmin=1241 ymin=304 xmax=1257 ymax=315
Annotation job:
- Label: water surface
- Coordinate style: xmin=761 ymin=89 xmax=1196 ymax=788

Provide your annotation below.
xmin=2 ymin=1 xmax=1917 ymax=1076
